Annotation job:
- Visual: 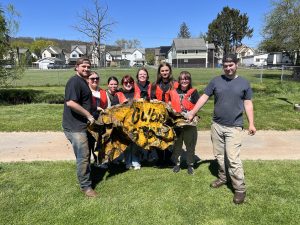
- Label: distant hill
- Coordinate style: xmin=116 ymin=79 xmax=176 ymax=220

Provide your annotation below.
xmin=12 ymin=37 xmax=121 ymax=52
xmin=12 ymin=37 xmax=92 ymax=51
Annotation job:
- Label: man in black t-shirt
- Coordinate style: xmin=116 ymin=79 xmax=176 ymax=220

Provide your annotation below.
xmin=62 ymin=58 xmax=98 ymax=198
xmin=188 ymin=54 xmax=256 ymax=204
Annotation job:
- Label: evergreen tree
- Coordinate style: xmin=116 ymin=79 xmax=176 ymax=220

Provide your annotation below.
xmin=177 ymin=22 xmax=191 ymax=38
xmin=207 ymin=6 xmax=253 ymax=54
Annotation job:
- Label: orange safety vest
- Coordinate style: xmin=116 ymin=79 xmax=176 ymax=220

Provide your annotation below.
xmin=91 ymin=88 xmax=108 ymax=110
xmin=115 ymin=92 xmax=127 ymax=104
xmin=154 ymin=81 xmax=179 ymax=102
xmin=133 ymin=82 xmax=151 ymax=99
xmin=169 ymin=88 xmax=197 ymax=113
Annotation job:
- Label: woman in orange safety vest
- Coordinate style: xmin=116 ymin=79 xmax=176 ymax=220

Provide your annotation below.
xmin=169 ymin=71 xmax=200 ymax=175
xmin=134 ymin=67 xmax=151 ymax=100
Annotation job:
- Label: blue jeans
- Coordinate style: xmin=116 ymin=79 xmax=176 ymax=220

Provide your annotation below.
xmin=64 ymin=130 xmax=92 ymax=190
xmin=124 ymin=143 xmax=141 ymax=167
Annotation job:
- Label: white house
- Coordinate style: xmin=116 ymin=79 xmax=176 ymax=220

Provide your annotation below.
xmin=121 ymin=48 xmax=145 ymax=66
xmin=106 ymin=50 xmax=122 ymax=67
xmin=69 ymin=45 xmax=94 ymax=65
xmin=41 ymin=46 xmax=66 ymax=64
xmin=170 ymin=38 xmax=217 ymax=68
xmin=236 ymin=45 xmax=255 ymax=65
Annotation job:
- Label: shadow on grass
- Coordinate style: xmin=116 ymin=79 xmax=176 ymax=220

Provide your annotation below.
xmin=91 ymin=162 xmax=128 ymax=189
xmin=200 ymin=159 xmax=235 ymax=193
xmin=90 ymin=164 xmax=107 ymax=189
xmin=277 ymin=97 xmax=294 ymax=105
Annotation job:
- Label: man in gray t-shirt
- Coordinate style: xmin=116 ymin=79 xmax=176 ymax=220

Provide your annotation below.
xmin=188 ymin=53 xmax=256 ymax=204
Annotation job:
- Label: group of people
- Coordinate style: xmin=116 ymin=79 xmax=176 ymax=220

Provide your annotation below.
xmin=62 ymin=53 xmax=256 ymax=204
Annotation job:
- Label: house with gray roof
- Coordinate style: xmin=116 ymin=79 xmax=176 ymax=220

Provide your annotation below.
xmin=69 ymin=45 xmax=94 ymax=65
xmin=170 ymin=38 xmax=217 ymax=68
xmin=41 ymin=46 xmax=66 ymax=64
xmin=121 ymin=48 xmax=145 ymax=66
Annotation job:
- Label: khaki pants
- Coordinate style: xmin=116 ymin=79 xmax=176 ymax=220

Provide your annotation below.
xmin=211 ymin=122 xmax=246 ymax=192
xmin=172 ymin=125 xmax=197 ymax=166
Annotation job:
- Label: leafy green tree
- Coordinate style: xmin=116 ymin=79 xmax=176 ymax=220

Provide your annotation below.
xmin=0 ymin=7 xmax=9 ymax=57
xmin=259 ymin=0 xmax=300 ymax=66
xmin=145 ymin=51 xmax=155 ymax=65
xmin=11 ymin=40 xmax=30 ymax=49
xmin=177 ymin=22 xmax=191 ymax=38
xmin=0 ymin=5 xmax=24 ymax=86
xmin=207 ymin=6 xmax=253 ymax=54
xmin=30 ymin=39 xmax=55 ymax=58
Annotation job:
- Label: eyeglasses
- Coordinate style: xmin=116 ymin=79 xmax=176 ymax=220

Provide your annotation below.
xmin=89 ymin=77 xmax=99 ymax=81
xmin=123 ymin=81 xmax=134 ymax=85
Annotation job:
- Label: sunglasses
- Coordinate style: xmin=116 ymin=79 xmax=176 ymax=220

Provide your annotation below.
xmin=123 ymin=81 xmax=134 ymax=85
xmin=89 ymin=77 xmax=99 ymax=81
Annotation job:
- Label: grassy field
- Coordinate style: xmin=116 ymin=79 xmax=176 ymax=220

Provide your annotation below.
xmin=0 ymin=67 xmax=299 ymax=131
xmin=0 ymin=160 xmax=299 ymax=225
xmin=10 ymin=66 xmax=296 ymax=87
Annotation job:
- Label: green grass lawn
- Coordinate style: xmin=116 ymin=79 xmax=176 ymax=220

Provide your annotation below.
xmin=0 ymin=160 xmax=299 ymax=225
xmin=0 ymin=67 xmax=299 ymax=130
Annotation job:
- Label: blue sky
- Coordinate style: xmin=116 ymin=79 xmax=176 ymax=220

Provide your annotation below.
xmin=1 ymin=0 xmax=272 ymax=48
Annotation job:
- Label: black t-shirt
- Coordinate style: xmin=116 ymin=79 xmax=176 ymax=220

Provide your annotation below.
xmin=137 ymin=81 xmax=150 ymax=99
xmin=120 ymin=88 xmax=134 ymax=100
xmin=62 ymin=75 xmax=92 ymax=132
xmin=106 ymin=91 xmax=121 ymax=106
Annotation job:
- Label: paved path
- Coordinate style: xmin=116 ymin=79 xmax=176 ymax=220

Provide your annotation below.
xmin=0 ymin=131 xmax=300 ymax=162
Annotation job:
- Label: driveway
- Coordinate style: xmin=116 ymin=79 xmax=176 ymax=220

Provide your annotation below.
xmin=0 ymin=131 xmax=299 ymax=162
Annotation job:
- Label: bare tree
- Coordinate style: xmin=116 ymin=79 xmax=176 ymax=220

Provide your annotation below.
xmin=73 ymin=0 xmax=116 ymax=67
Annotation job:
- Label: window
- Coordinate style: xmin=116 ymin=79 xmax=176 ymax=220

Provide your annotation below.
xmin=184 ymin=59 xmax=188 ymax=62
xmin=182 ymin=50 xmax=187 ymax=54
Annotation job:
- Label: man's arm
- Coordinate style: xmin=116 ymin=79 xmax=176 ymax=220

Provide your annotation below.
xmin=66 ymin=100 xmax=94 ymax=123
xmin=187 ymin=94 xmax=210 ymax=120
xmin=244 ymin=100 xmax=256 ymax=135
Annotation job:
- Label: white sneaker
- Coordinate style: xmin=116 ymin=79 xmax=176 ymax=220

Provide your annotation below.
xmin=133 ymin=165 xmax=141 ymax=170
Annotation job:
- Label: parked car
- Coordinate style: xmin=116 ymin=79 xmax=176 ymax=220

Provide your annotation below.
xmin=133 ymin=63 xmax=143 ymax=67
xmin=47 ymin=63 xmax=67 ymax=69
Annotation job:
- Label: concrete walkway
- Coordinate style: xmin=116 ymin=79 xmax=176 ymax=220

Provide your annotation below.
xmin=0 ymin=131 xmax=299 ymax=162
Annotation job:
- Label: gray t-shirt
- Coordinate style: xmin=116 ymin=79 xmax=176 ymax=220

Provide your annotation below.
xmin=204 ymin=75 xmax=252 ymax=127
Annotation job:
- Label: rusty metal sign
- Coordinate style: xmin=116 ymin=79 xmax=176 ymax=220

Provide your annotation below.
xmin=88 ymin=99 xmax=198 ymax=161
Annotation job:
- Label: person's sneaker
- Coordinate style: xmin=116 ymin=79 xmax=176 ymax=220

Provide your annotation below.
xmin=210 ymin=179 xmax=226 ymax=188
xmin=133 ymin=165 xmax=141 ymax=170
xmin=99 ymin=162 xmax=108 ymax=169
xmin=126 ymin=164 xmax=133 ymax=170
xmin=187 ymin=166 xmax=194 ymax=175
xmin=233 ymin=191 xmax=246 ymax=204
xmin=81 ymin=187 xmax=98 ymax=198
xmin=173 ymin=165 xmax=180 ymax=173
